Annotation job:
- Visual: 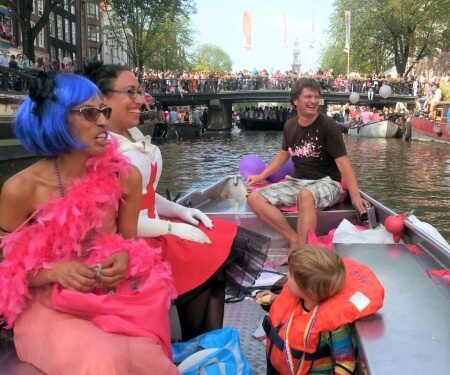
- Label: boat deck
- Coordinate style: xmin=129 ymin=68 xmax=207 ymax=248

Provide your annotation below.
xmin=1 ymin=176 xmax=450 ymax=374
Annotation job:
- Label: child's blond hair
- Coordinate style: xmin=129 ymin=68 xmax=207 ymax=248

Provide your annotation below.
xmin=288 ymin=245 xmax=346 ymax=302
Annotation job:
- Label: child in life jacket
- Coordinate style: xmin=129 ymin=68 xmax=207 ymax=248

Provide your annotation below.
xmin=256 ymin=245 xmax=384 ymax=375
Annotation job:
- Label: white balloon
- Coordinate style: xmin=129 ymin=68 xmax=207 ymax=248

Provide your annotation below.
xmin=379 ymin=84 xmax=392 ymax=99
xmin=349 ymin=92 xmax=360 ymax=104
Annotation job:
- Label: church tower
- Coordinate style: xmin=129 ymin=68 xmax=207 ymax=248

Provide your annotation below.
xmin=291 ymin=38 xmax=301 ymax=73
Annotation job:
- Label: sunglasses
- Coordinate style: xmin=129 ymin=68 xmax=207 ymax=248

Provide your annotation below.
xmin=108 ymin=89 xmax=145 ymax=99
xmin=70 ymin=106 xmax=112 ymax=121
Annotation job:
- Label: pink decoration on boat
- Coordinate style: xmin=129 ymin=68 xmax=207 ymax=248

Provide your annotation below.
xmin=384 ymin=215 xmax=404 ymax=243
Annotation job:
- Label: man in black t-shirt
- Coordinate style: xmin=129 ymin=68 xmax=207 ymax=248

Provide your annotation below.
xmin=247 ymin=78 xmax=369 ymax=265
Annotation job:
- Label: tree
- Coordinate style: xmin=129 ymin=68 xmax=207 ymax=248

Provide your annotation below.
xmin=191 ymin=44 xmax=232 ymax=73
xmin=146 ymin=13 xmax=196 ymax=72
xmin=320 ymin=0 xmax=450 ymax=77
xmin=103 ymin=0 xmax=196 ymax=70
xmin=2 ymin=0 xmax=64 ymax=63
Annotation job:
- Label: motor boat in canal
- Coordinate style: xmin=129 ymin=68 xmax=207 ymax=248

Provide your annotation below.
xmin=1 ymin=175 xmax=449 ymax=374
xmin=240 ymin=118 xmax=285 ymax=131
xmin=408 ymin=115 xmax=450 ymax=143
xmin=153 ymin=121 xmax=203 ymax=140
xmin=348 ymin=120 xmax=400 ymax=138
xmin=137 ymin=109 xmax=158 ymax=137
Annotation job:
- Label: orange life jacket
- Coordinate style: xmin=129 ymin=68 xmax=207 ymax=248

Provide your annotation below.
xmin=264 ymin=257 xmax=384 ymax=375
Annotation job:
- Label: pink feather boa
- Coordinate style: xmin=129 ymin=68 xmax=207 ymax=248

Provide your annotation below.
xmin=0 ymin=141 xmax=175 ymax=327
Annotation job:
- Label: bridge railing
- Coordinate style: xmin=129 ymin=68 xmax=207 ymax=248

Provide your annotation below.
xmin=0 ymin=69 xmax=413 ymax=98
xmin=0 ymin=66 xmax=41 ymax=92
xmin=143 ymin=77 xmax=413 ymax=96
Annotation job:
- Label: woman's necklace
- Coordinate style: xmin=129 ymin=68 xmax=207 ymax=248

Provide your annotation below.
xmin=53 ymin=156 xmax=93 ymax=258
xmin=53 ymin=156 xmax=64 ymax=197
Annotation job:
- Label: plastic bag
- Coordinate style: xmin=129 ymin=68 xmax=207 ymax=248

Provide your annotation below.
xmin=333 ymin=219 xmax=402 ymax=244
xmin=172 ymin=327 xmax=252 ymax=375
xmin=407 ymin=215 xmax=450 ymax=250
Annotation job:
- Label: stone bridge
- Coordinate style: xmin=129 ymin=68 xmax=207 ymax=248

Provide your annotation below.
xmin=152 ymin=90 xmax=416 ymax=130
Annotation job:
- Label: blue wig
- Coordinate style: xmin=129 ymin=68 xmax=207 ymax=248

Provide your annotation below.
xmin=14 ymin=73 xmax=102 ymax=156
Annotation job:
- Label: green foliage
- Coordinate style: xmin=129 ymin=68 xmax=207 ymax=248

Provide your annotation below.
xmin=440 ymin=82 xmax=450 ymax=101
xmin=105 ymin=0 xmax=196 ymax=70
xmin=190 ymin=44 xmax=232 ymax=72
xmin=321 ymin=0 xmax=450 ymax=76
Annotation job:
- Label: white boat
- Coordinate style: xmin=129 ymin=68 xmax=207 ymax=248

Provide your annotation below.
xmin=1 ymin=175 xmax=449 ymax=374
xmin=348 ymin=120 xmax=400 ymax=138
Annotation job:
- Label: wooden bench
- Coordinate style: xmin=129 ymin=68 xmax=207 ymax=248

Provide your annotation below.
xmin=334 ymin=243 xmax=450 ymax=374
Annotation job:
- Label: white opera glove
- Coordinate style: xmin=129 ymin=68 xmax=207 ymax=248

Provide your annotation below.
xmin=169 ymin=221 xmax=212 ymax=244
xmin=177 ymin=207 xmax=214 ymax=229
xmin=137 ymin=218 xmax=211 ymax=244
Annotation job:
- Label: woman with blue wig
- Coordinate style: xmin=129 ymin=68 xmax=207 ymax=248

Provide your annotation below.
xmin=0 ymin=72 xmax=180 ymax=374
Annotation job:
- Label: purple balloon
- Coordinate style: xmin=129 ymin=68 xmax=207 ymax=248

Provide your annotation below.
xmin=239 ymin=154 xmax=266 ymax=179
xmin=268 ymin=157 xmax=294 ymax=182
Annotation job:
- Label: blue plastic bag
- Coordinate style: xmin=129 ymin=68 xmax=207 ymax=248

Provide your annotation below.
xmin=172 ymin=327 xmax=253 ymax=375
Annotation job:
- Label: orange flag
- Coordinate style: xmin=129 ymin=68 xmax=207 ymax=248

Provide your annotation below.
xmin=243 ymin=11 xmax=252 ymax=50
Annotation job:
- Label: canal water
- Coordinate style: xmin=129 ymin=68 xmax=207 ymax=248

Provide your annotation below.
xmin=1 ymin=129 xmax=449 ymax=242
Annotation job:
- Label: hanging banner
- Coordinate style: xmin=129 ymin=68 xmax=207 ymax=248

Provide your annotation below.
xmin=344 ymin=10 xmax=351 ymax=54
xmin=243 ymin=11 xmax=252 ymax=50
xmin=282 ymin=10 xmax=288 ymax=50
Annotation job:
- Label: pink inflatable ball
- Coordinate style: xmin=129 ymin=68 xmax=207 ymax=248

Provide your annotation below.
xmin=267 ymin=157 xmax=295 ymax=183
xmin=239 ymin=154 xmax=266 ymax=180
xmin=384 ymin=215 xmax=404 ymax=243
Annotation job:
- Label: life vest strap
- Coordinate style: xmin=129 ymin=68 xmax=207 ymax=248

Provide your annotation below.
xmin=262 ymin=315 xmax=331 ymax=360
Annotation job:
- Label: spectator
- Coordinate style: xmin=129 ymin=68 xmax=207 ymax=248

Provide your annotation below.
xmin=0 ymin=50 xmax=9 ymax=67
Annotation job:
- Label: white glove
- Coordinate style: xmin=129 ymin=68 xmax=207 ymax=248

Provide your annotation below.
xmin=155 ymin=194 xmax=214 ymax=229
xmin=177 ymin=207 xmax=214 ymax=229
xmin=137 ymin=218 xmax=211 ymax=244
xmin=170 ymin=221 xmax=212 ymax=244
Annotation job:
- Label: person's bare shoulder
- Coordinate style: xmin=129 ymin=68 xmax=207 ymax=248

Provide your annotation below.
xmin=1 ymin=160 xmax=51 ymax=208
xmin=2 ymin=167 xmax=36 ymax=200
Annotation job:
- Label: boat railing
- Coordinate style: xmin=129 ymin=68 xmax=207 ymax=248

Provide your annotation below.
xmin=361 ymin=191 xmax=450 ymax=269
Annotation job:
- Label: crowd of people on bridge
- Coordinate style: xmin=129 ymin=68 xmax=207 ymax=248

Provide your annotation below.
xmin=135 ymin=66 xmax=448 ymax=100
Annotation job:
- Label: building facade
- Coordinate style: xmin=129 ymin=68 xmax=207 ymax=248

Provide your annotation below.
xmin=2 ymin=0 xmax=128 ymax=69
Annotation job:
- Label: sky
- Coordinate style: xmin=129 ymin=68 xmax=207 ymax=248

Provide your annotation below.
xmin=189 ymin=0 xmax=335 ymax=73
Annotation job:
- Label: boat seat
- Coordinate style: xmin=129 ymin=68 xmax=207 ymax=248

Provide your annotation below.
xmin=334 ymin=243 xmax=450 ymax=375
xmin=196 ymin=198 xmax=376 ymax=252
xmin=196 ymin=198 xmax=374 ymax=229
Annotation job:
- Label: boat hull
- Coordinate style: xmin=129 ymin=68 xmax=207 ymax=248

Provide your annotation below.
xmin=137 ymin=110 xmax=158 ymax=137
xmin=348 ymin=120 xmax=400 ymax=138
xmin=153 ymin=122 xmax=202 ymax=140
xmin=409 ymin=116 xmax=450 ymax=143
xmin=241 ymin=118 xmax=284 ymax=131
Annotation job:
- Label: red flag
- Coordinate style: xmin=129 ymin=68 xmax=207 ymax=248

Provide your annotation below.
xmin=243 ymin=11 xmax=252 ymax=50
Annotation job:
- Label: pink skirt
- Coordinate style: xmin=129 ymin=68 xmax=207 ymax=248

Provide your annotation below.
xmin=14 ymin=285 xmax=180 ymax=375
